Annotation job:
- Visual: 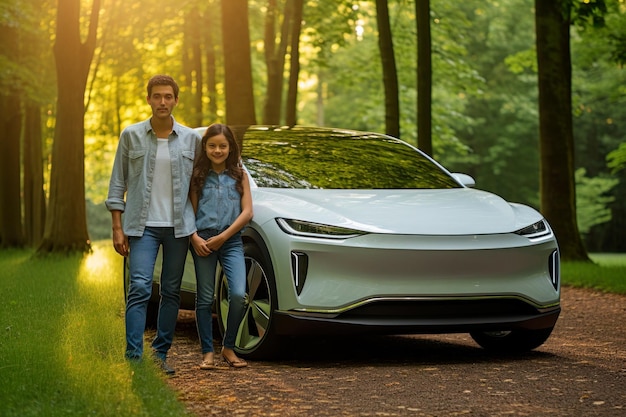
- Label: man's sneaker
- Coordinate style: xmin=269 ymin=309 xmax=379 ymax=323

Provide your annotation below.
xmin=157 ymin=358 xmax=176 ymax=375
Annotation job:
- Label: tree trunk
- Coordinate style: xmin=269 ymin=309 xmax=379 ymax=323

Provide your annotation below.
xmin=186 ymin=6 xmax=203 ymax=128
xmin=535 ymin=0 xmax=589 ymax=261
xmin=263 ymin=0 xmax=292 ymax=125
xmin=316 ymin=71 xmax=324 ymax=126
xmin=416 ymin=0 xmax=432 ymax=156
xmin=38 ymin=0 xmax=100 ymax=253
xmin=221 ymin=0 xmax=256 ymax=125
xmin=285 ymin=0 xmax=304 ymax=127
xmin=263 ymin=0 xmax=279 ymax=124
xmin=23 ymin=103 xmax=46 ymax=247
xmin=375 ymin=0 xmax=400 ymax=139
xmin=0 ymin=19 xmax=25 ymax=247
xmin=0 ymin=93 xmax=24 ymax=247
xmin=204 ymin=7 xmax=218 ymax=122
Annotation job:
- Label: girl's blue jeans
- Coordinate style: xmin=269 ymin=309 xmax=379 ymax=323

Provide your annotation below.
xmin=191 ymin=231 xmax=247 ymax=353
xmin=126 ymin=227 xmax=189 ymax=361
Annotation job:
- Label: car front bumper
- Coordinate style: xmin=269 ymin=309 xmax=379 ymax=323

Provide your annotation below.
xmin=272 ymin=296 xmax=561 ymax=335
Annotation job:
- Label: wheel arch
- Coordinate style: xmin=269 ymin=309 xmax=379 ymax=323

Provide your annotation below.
xmin=242 ymin=228 xmax=275 ymax=283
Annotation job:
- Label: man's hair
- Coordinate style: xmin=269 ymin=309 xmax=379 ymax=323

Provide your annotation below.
xmin=147 ymin=75 xmax=179 ymax=98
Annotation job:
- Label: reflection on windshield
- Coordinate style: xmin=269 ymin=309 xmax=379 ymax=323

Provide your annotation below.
xmin=241 ymin=127 xmax=460 ymax=190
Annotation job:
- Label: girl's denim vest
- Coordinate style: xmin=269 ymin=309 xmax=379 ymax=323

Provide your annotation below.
xmin=195 ymin=170 xmax=242 ymax=234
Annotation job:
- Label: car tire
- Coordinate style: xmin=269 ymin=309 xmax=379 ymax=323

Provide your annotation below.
xmin=470 ymin=327 xmax=555 ymax=353
xmin=215 ymin=242 xmax=282 ymax=359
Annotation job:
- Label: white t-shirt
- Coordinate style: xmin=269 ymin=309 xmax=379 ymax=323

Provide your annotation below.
xmin=146 ymin=138 xmax=174 ymax=227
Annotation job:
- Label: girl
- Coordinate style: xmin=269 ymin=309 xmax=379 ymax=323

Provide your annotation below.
xmin=189 ymin=123 xmax=253 ymax=369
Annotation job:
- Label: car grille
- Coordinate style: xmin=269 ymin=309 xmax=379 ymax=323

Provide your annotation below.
xmin=339 ymin=298 xmax=548 ymax=319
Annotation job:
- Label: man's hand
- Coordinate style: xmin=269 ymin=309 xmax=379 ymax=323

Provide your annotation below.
xmin=112 ymin=228 xmax=129 ymax=257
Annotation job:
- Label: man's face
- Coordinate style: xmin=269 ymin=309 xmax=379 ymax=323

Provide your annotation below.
xmin=147 ymin=85 xmax=178 ymax=120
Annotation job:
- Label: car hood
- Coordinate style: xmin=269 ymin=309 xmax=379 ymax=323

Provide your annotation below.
xmin=251 ymin=188 xmax=543 ymax=235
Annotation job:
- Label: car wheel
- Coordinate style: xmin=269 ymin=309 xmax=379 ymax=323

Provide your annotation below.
xmin=123 ymin=257 xmax=158 ymax=329
xmin=215 ymin=242 xmax=281 ymax=359
xmin=470 ymin=327 xmax=555 ymax=353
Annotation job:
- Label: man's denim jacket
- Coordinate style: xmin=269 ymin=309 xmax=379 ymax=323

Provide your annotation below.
xmin=105 ymin=118 xmax=202 ymax=238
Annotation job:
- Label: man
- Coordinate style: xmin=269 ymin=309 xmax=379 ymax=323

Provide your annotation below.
xmin=106 ymin=75 xmax=201 ymax=374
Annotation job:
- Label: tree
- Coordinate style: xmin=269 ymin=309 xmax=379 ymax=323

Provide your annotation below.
xmin=415 ymin=0 xmax=432 ymax=156
xmin=38 ymin=0 xmax=100 ymax=253
xmin=262 ymin=0 xmax=291 ymax=124
xmin=221 ymin=0 xmax=256 ymax=125
xmin=203 ymin=2 xmax=220 ymax=123
xmin=569 ymin=0 xmax=626 ymax=252
xmin=183 ymin=5 xmax=204 ymax=128
xmin=23 ymin=104 xmax=46 ymax=247
xmin=285 ymin=0 xmax=304 ymax=126
xmin=535 ymin=0 xmax=589 ymax=261
xmin=0 ymin=11 xmax=24 ymax=247
xmin=4 ymin=0 xmax=622 ymax=254
xmin=449 ymin=0 xmax=539 ymax=206
xmin=1 ymin=0 xmax=54 ymax=248
xmin=375 ymin=0 xmax=400 ymax=138
xmin=294 ymin=1 xmax=360 ymax=126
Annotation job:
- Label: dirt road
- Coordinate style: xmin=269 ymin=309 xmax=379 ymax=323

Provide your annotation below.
xmin=165 ymin=286 xmax=626 ymax=416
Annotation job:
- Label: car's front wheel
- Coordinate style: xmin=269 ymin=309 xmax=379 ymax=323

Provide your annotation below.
xmin=470 ymin=327 xmax=555 ymax=353
xmin=215 ymin=242 xmax=281 ymax=359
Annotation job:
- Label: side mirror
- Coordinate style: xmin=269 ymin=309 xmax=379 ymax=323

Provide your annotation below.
xmin=452 ymin=173 xmax=476 ymax=188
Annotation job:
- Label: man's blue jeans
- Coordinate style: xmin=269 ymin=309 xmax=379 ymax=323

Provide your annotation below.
xmin=191 ymin=231 xmax=247 ymax=353
xmin=126 ymin=227 xmax=189 ymax=360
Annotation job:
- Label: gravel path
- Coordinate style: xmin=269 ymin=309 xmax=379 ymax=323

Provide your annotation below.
xmin=164 ymin=286 xmax=626 ymax=416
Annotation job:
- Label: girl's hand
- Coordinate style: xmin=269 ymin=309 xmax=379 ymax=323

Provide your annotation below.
xmin=191 ymin=233 xmax=212 ymax=257
xmin=205 ymin=234 xmax=226 ymax=252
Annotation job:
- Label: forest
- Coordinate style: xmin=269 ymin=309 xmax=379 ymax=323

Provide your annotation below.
xmin=0 ymin=0 xmax=625 ymax=259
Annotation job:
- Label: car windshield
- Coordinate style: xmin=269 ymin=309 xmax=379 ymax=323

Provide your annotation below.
xmin=239 ymin=127 xmax=461 ymax=190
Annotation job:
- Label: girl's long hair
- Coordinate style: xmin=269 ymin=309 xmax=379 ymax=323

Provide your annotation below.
xmin=191 ymin=123 xmax=244 ymax=196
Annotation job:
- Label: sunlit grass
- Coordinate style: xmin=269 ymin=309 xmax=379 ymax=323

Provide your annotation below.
xmin=561 ymin=253 xmax=626 ymax=295
xmin=0 ymin=242 xmax=192 ymax=417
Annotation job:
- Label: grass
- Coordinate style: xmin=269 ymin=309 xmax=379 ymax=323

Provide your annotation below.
xmin=561 ymin=253 xmax=626 ymax=295
xmin=0 ymin=242 xmax=192 ymax=417
xmin=0 ymin=244 xmax=624 ymax=416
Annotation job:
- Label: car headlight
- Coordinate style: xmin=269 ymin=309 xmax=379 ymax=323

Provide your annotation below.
xmin=276 ymin=218 xmax=366 ymax=239
xmin=514 ymin=220 xmax=551 ymax=239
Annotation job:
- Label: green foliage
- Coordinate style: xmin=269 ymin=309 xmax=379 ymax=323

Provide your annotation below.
xmin=87 ymin=199 xmax=112 ymax=241
xmin=302 ymin=1 xmax=362 ymax=66
xmin=0 ymin=0 xmax=56 ymax=103
xmin=85 ymin=135 xmax=117 ymax=203
xmin=435 ymin=0 xmax=540 ymax=207
xmin=570 ymin=0 xmax=608 ymax=28
xmin=504 ymin=49 xmax=537 ymax=74
xmin=575 ymin=168 xmax=618 ymax=234
xmin=4 ymin=0 xmax=626 ymax=251
xmin=562 ymin=253 xmax=626 ymax=294
xmin=570 ymin=1 xmax=626 ymax=251
xmin=316 ymin=0 xmax=481 ymax=160
xmin=607 ymin=142 xmax=626 ymax=173
xmin=0 ymin=243 xmax=191 ymax=417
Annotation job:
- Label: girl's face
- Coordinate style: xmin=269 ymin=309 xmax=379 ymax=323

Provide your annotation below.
xmin=205 ymin=133 xmax=230 ymax=171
